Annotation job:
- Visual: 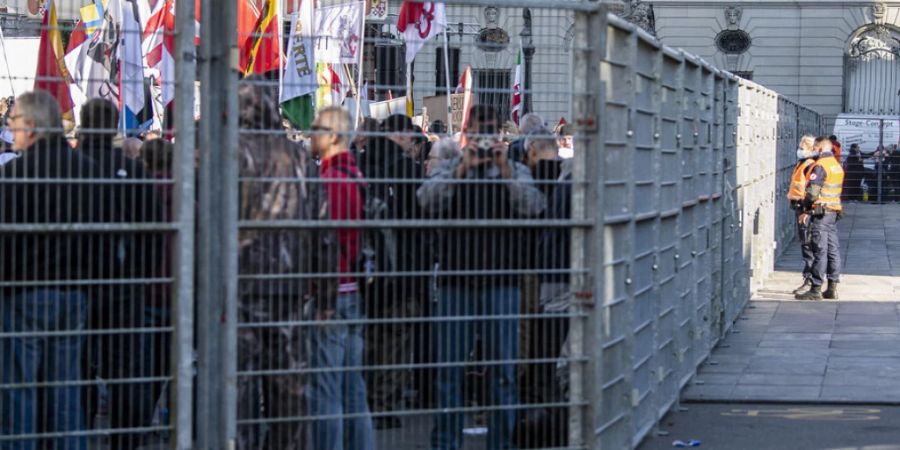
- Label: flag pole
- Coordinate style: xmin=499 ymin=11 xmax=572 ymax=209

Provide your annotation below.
xmin=354 ymin=1 xmax=365 ymax=129
xmin=0 ymin=23 xmax=15 ymax=98
xmin=278 ymin=0 xmax=284 ymax=100
xmin=441 ymin=28 xmax=452 ymax=135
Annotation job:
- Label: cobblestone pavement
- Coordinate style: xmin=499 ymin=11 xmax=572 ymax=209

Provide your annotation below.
xmin=684 ymin=203 xmax=900 ymax=403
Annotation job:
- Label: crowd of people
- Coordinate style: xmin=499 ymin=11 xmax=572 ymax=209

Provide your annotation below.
xmin=0 ymin=86 xmax=577 ymax=450
xmin=841 ymin=141 xmax=900 ymax=202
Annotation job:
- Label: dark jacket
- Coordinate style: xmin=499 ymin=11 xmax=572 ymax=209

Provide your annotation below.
xmin=78 ymin=136 xmax=163 ymax=284
xmin=538 ymin=160 xmax=573 ymax=284
xmin=418 ymin=156 xmax=546 ymax=286
xmin=0 ymin=136 xmax=104 ymax=291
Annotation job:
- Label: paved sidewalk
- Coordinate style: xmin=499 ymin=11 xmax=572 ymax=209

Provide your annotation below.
xmin=684 ymin=203 xmax=900 ymax=403
xmin=755 ymin=203 xmax=900 ymax=301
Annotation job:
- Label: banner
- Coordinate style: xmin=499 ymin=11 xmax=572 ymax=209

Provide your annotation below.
xmin=281 ymin=6 xmax=316 ymax=103
xmin=366 ymin=0 xmax=388 ymax=21
xmin=314 ymin=2 xmax=364 ymax=64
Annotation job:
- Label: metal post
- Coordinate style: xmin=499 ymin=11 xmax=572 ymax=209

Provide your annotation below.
xmin=221 ymin=0 xmax=240 ymax=443
xmin=172 ymin=0 xmax=197 ymax=447
xmin=520 ymin=8 xmax=534 ymax=115
xmin=568 ymin=4 xmax=605 ymax=449
xmin=196 ymin=0 xmax=218 ymax=445
xmin=878 ymin=119 xmax=884 ymax=204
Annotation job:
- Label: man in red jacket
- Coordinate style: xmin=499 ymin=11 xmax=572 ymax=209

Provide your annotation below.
xmin=306 ymin=106 xmax=374 ymax=450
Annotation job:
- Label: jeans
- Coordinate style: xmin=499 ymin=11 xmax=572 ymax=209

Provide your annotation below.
xmin=810 ymin=212 xmax=842 ymax=286
xmin=431 ymin=285 xmax=519 ymax=450
xmin=0 ymin=290 xmax=88 ymax=450
xmin=307 ymin=292 xmax=374 ymax=450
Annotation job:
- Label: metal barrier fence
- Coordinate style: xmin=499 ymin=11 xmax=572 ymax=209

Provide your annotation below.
xmin=0 ymin=2 xmax=823 ymax=450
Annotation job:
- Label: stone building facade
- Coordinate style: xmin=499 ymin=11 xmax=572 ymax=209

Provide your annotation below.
xmin=651 ymin=1 xmax=900 ymax=126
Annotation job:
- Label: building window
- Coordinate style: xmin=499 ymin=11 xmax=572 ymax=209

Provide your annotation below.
xmin=374 ymin=45 xmax=407 ymax=101
xmin=435 ymin=47 xmax=460 ymax=95
xmin=733 ymin=71 xmax=753 ymax=80
xmin=473 ymin=69 xmax=511 ymax=123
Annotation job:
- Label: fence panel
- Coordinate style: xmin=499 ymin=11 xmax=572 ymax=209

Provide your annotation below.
xmin=0 ymin=3 xmax=825 ymax=450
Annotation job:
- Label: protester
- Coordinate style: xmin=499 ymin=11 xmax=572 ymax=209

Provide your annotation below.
xmin=360 ymin=114 xmax=426 ymax=429
xmin=556 ymin=123 xmax=574 ymax=159
xmin=843 ymin=144 xmax=864 ymax=201
xmin=122 ymin=136 xmax=144 ymax=160
xmin=829 ymin=135 xmax=842 ymax=161
xmin=76 ymin=98 xmax=162 ymax=449
xmin=508 ymin=113 xmax=544 ymax=164
xmin=796 ymin=137 xmax=844 ymax=301
xmin=788 ymin=135 xmax=817 ymax=296
xmin=235 ymin=81 xmax=313 ymax=450
xmin=307 ymin=106 xmax=375 ymax=449
xmin=517 ymin=129 xmax=568 ymax=448
xmin=0 ymin=90 xmax=101 ymax=450
xmin=887 ymin=145 xmax=900 ymax=202
xmin=418 ymin=104 xmax=546 ymax=450
xmin=424 ymin=138 xmax=462 ymax=176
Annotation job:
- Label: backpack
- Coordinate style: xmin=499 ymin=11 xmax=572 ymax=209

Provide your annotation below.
xmin=331 ymin=165 xmax=398 ymax=287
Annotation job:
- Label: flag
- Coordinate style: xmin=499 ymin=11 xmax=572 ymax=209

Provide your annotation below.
xmin=314 ymin=2 xmax=364 ymax=64
xmin=315 ymin=63 xmax=346 ymax=109
xmin=281 ymin=0 xmax=316 ymax=129
xmin=141 ymin=0 xmax=175 ymax=129
xmin=239 ymin=0 xmax=281 ymax=76
xmin=65 ymin=0 xmax=123 ymax=121
xmin=458 ymin=64 xmax=473 ymax=132
xmin=511 ymin=47 xmax=522 ymax=125
xmin=396 ymin=0 xmax=446 ymax=64
xmin=119 ymin=0 xmax=145 ymax=130
xmin=34 ymin=0 xmax=74 ymax=124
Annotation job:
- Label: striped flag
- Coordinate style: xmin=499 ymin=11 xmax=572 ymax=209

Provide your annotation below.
xmin=511 ymin=46 xmax=522 ymax=125
xmin=239 ymin=0 xmax=281 ymax=76
xmin=34 ymin=0 xmax=74 ymax=124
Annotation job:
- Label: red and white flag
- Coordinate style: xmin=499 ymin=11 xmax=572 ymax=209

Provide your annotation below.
xmin=396 ymin=0 xmax=446 ymax=64
xmin=511 ymin=47 xmax=522 ymax=125
xmin=141 ymin=0 xmax=175 ymax=111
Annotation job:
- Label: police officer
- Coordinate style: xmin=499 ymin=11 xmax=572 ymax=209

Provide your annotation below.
xmin=796 ymin=137 xmax=844 ymax=300
xmin=788 ymin=135 xmax=817 ymax=295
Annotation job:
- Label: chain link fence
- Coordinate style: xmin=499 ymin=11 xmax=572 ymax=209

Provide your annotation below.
xmin=0 ymin=2 xmax=823 ymax=449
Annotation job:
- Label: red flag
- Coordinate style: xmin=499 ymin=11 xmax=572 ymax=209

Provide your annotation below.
xmin=238 ymin=0 xmax=281 ymax=76
xmin=34 ymin=0 xmax=74 ymax=122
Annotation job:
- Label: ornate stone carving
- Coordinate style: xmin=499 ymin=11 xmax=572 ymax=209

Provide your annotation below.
xmin=848 ymin=25 xmax=900 ymax=61
xmin=724 ymin=6 xmax=742 ymax=29
xmin=617 ymin=0 xmax=656 ymax=36
xmin=476 ymin=6 xmax=509 ymax=52
xmin=872 ymin=3 xmax=886 ymax=23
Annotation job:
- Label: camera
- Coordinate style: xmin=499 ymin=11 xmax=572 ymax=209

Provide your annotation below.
xmin=474 ymin=124 xmax=496 ymax=159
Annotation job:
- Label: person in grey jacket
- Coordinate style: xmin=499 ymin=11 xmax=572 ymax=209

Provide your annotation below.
xmin=418 ymin=104 xmax=545 ymax=450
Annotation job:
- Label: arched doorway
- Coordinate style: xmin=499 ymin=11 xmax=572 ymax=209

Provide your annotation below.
xmin=843 ymin=24 xmax=900 ymax=114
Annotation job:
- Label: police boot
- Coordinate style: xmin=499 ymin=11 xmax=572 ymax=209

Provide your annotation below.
xmin=792 ymin=279 xmax=812 ymax=295
xmin=823 ymin=281 xmax=839 ymax=300
xmin=795 ymin=285 xmax=823 ymax=301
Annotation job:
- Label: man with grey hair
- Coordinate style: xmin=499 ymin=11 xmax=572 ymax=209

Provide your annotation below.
xmin=122 ymin=136 xmax=143 ymax=160
xmin=306 ymin=105 xmax=374 ymax=450
xmin=518 ymin=113 xmax=544 ymax=136
xmin=0 ymin=90 xmax=101 ymax=449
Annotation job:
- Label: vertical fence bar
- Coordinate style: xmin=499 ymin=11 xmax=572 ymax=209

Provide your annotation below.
xmin=172 ymin=0 xmax=198 ymax=447
xmin=222 ymin=0 xmax=240 ymax=443
xmin=569 ymin=5 xmax=606 ymax=449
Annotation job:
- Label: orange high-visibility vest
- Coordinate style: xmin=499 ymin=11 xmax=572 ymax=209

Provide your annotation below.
xmin=788 ymin=159 xmax=816 ymax=201
xmin=812 ymin=155 xmax=844 ymax=212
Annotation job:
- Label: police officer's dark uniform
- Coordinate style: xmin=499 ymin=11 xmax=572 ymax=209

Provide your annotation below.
xmin=787 ymin=154 xmax=817 ymax=294
xmin=795 ymin=147 xmax=844 ymax=300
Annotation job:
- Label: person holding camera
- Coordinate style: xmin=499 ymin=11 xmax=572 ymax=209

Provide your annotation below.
xmin=417 ymin=105 xmax=546 ymax=450
xmin=795 ymin=137 xmax=844 ymax=301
